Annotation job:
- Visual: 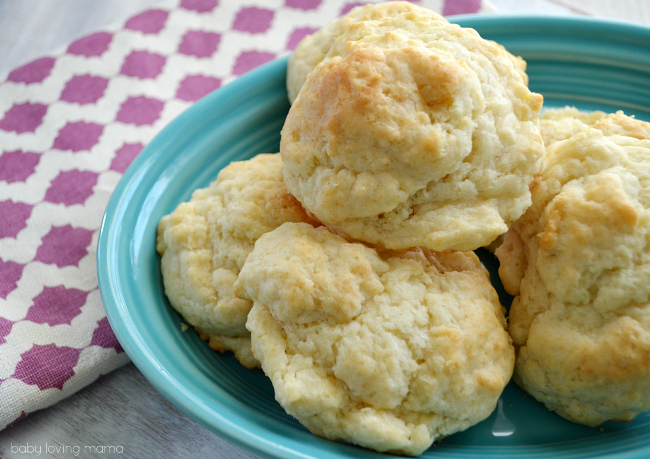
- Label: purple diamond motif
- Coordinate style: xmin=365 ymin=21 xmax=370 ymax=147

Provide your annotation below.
xmin=0 ymin=317 xmax=14 ymax=345
xmin=110 ymin=143 xmax=143 ymax=173
xmin=67 ymin=32 xmax=113 ymax=57
xmin=287 ymin=27 xmax=318 ymax=50
xmin=25 ymin=286 xmax=89 ymax=326
xmin=233 ymin=7 xmax=274 ymax=34
xmin=180 ymin=0 xmax=219 ymax=13
xmin=91 ymin=317 xmax=124 ymax=353
xmin=60 ymin=74 xmax=109 ymax=105
xmin=116 ymin=96 xmax=164 ymax=126
xmin=443 ymin=0 xmax=480 ymax=15
xmin=340 ymin=2 xmax=366 ymax=15
xmin=0 ymin=103 xmax=47 ymax=134
xmin=7 ymin=57 xmax=56 ymax=84
xmin=120 ymin=50 xmax=167 ymax=79
xmin=233 ymin=51 xmax=275 ymax=76
xmin=178 ymin=30 xmax=221 ymax=58
xmin=125 ymin=9 xmax=169 ymax=34
xmin=13 ymin=344 xmax=82 ymax=390
xmin=44 ymin=170 xmax=99 ymax=206
xmin=0 ymin=258 xmax=24 ymax=300
xmin=285 ymin=0 xmax=322 ymax=10
xmin=176 ymin=75 xmax=221 ymax=102
xmin=52 ymin=121 xmax=104 ymax=152
xmin=34 ymin=225 xmax=93 ymax=268
xmin=0 ymin=150 xmax=40 ymax=183
xmin=0 ymin=200 xmax=33 ymax=239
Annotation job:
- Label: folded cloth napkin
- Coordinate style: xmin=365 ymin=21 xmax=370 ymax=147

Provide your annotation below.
xmin=0 ymin=0 xmax=495 ymax=430
xmin=551 ymin=0 xmax=650 ymax=24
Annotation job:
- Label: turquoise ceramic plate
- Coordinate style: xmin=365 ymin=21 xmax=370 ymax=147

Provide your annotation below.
xmin=98 ymin=15 xmax=650 ymax=459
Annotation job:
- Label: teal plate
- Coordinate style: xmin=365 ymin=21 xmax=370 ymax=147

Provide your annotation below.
xmin=97 ymin=15 xmax=650 ymax=459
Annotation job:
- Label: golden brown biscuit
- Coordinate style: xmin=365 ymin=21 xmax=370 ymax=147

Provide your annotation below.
xmin=287 ymin=2 xmax=530 ymax=103
xmin=156 ymin=154 xmax=314 ymax=368
xmin=591 ymin=110 xmax=650 ymax=140
xmin=281 ymin=11 xmax=544 ymax=251
xmin=540 ymin=106 xmax=607 ymax=147
xmin=541 ymin=107 xmax=650 ymax=148
xmin=496 ymin=113 xmax=650 ymax=425
xmin=287 ymin=1 xmax=446 ymax=103
xmin=236 ymin=222 xmax=514 ymax=455
xmin=489 ymin=40 xmax=529 ymax=85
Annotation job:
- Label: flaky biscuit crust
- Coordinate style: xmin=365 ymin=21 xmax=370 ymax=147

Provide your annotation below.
xmin=282 ymin=12 xmax=544 ymax=251
xmin=156 ymin=154 xmax=314 ymax=368
xmin=287 ymin=1 xmax=445 ymax=103
xmin=287 ymin=2 xmax=529 ymax=103
xmin=237 ymin=223 xmax=514 ymax=456
xmin=540 ymin=107 xmax=650 ymax=148
xmin=539 ymin=106 xmax=607 ymax=147
xmin=496 ymin=116 xmax=650 ymax=425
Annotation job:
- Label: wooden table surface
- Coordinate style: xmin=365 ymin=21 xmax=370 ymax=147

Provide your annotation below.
xmin=0 ymin=0 xmax=645 ymax=458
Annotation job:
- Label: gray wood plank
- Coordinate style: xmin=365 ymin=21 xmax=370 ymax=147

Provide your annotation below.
xmin=0 ymin=363 xmax=261 ymax=459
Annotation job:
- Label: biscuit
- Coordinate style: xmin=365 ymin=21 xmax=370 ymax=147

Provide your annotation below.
xmin=496 ymin=114 xmax=650 ymax=425
xmin=540 ymin=107 xmax=650 ymax=148
xmin=287 ymin=1 xmax=445 ymax=103
xmin=287 ymin=2 xmax=529 ymax=103
xmin=236 ymin=222 xmax=514 ymax=455
xmin=281 ymin=11 xmax=544 ymax=251
xmin=539 ymin=106 xmax=606 ymax=147
xmin=156 ymin=154 xmax=314 ymax=368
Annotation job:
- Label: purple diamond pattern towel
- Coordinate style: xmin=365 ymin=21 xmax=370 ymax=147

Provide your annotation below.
xmin=0 ymin=0 xmax=495 ymax=430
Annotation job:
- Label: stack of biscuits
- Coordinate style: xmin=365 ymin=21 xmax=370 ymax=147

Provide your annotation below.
xmin=496 ymin=108 xmax=650 ymax=426
xmin=156 ymin=2 xmax=650 ymax=455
